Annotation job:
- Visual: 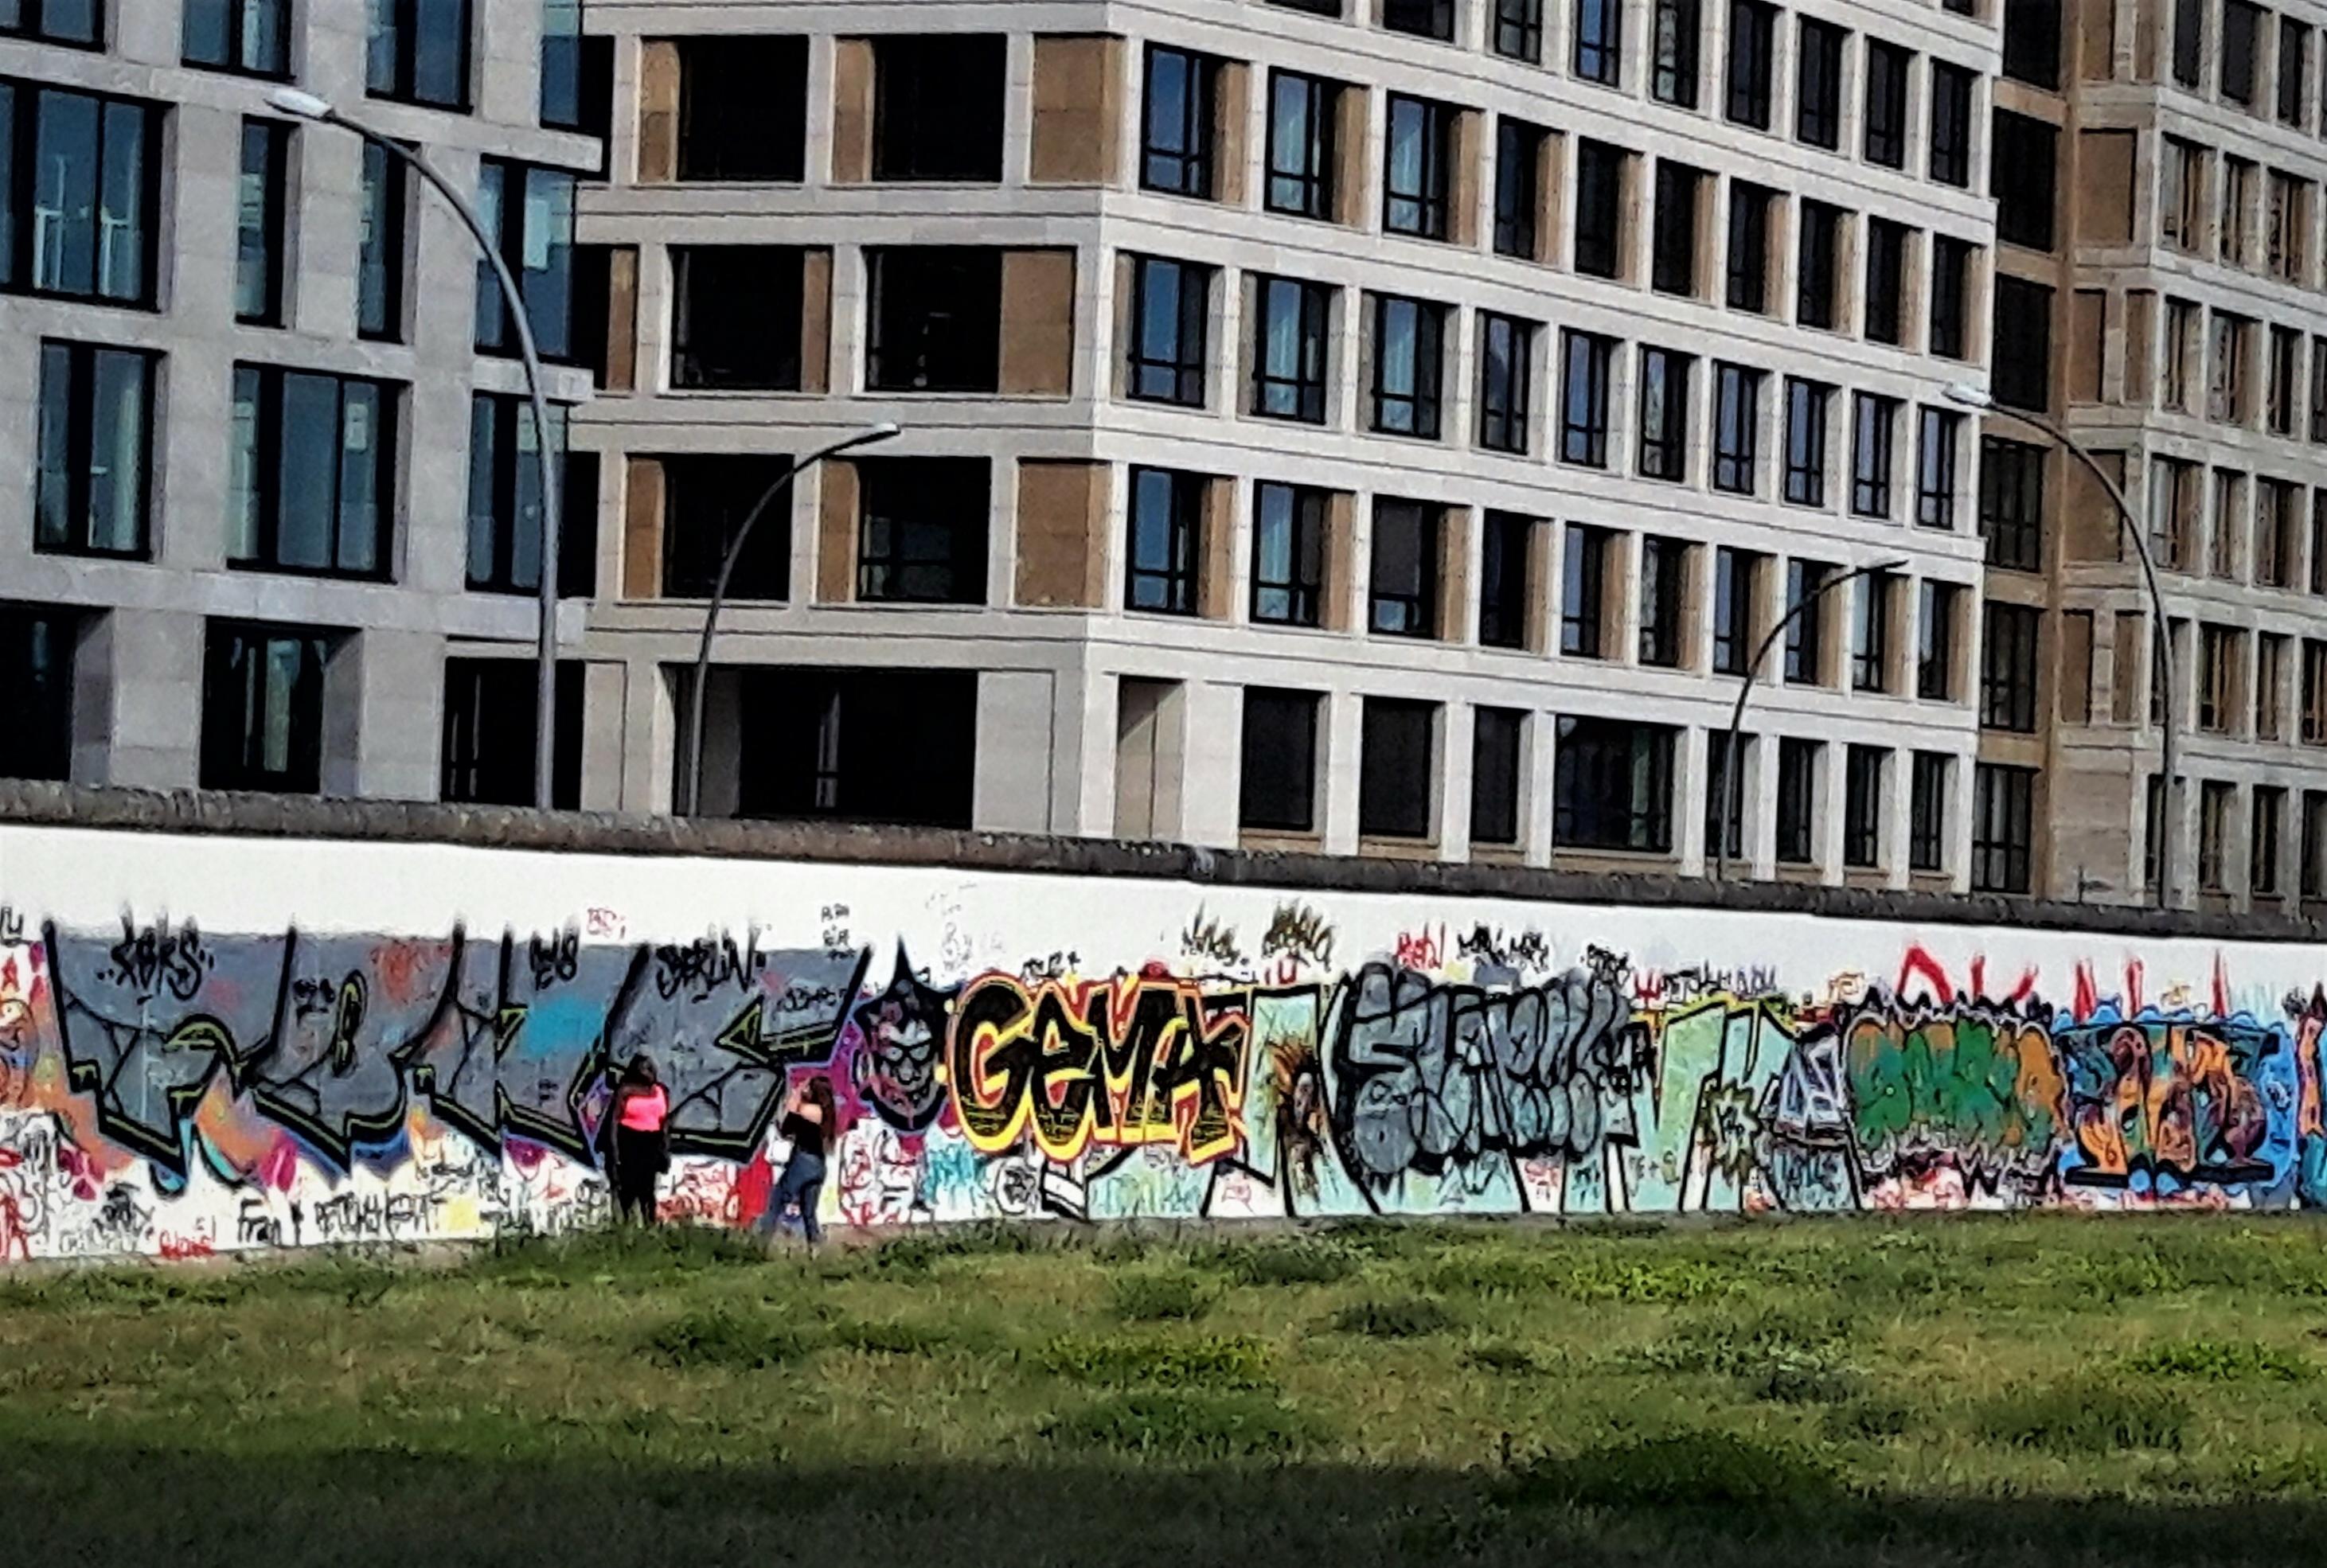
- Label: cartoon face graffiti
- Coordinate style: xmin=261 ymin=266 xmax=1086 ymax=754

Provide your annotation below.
xmin=849 ymin=947 xmax=954 ymax=1133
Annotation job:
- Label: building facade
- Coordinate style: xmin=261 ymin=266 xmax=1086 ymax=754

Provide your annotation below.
xmin=0 ymin=0 xmax=599 ymax=798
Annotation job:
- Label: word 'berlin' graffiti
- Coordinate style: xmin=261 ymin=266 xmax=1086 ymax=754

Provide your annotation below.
xmin=9 ymin=890 xmax=2327 ymax=1262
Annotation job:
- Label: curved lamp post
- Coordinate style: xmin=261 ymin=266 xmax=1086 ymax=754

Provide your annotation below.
xmin=268 ymin=87 xmax=564 ymax=812
xmin=1712 ymin=557 xmax=1910 ymax=883
xmin=1944 ymin=382 xmax=2177 ymax=910
xmin=681 ymin=423 xmax=903 ymax=817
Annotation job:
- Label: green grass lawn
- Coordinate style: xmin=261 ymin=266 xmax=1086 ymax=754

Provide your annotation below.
xmin=10 ymin=1215 xmax=2327 ymax=1566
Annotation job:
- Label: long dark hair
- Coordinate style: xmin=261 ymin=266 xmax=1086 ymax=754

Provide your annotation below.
xmin=806 ymin=1075 xmax=839 ymax=1134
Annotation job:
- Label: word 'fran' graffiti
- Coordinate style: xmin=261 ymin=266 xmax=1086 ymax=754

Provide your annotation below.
xmin=946 ymin=973 xmax=1251 ymax=1165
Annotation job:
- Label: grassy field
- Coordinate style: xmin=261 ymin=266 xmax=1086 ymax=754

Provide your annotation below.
xmin=9 ymin=1216 xmax=2327 ymax=1566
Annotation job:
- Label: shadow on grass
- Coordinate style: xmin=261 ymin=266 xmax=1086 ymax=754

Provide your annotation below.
xmin=11 ymin=1433 xmax=2327 ymax=1568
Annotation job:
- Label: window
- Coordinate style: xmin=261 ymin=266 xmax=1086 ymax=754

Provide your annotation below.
xmin=2161 ymin=137 xmax=2201 ymax=252
xmin=672 ymin=247 xmax=804 ymax=391
xmin=1384 ymin=95 xmax=1456 ymax=239
xmin=1991 ymin=276 xmax=2054 ymax=413
xmin=2258 ymin=479 xmax=2297 ymax=587
xmin=1928 ymin=236 xmax=1971 ymax=360
xmin=1727 ymin=182 xmax=1771 ymax=312
xmin=1785 ymin=560 xmax=1832 ymax=684
xmin=1726 ymin=0 xmax=1775 ymax=128
xmin=1782 ymin=379 xmax=1830 ymax=506
xmin=185 ymin=0 xmax=290 ymax=76
xmin=2210 ymin=470 xmax=2245 ymax=579
xmin=1126 ymin=467 xmax=1204 ymax=615
xmin=737 ymin=667 xmax=976 ymax=828
xmin=1637 ymin=346 xmax=1692 ymax=481
xmin=1864 ymin=219 xmax=1907 ymax=346
xmin=1126 ymin=256 xmax=1211 ymax=408
xmin=2172 ymin=0 xmax=2204 ymax=88
xmin=475 ymin=160 xmax=577 ymax=361
xmin=2308 ymin=640 xmax=2327 ymax=743
xmin=1360 ymin=699 xmax=1436 ymax=840
xmin=367 ymin=0 xmax=472 ymax=111
xmin=2164 ymin=298 xmax=2199 ymax=412
xmin=201 ymin=622 xmax=334 ymax=794
xmin=1478 ymin=313 xmax=1536 ymax=454
xmin=1852 ymin=573 xmax=1893 ymax=692
xmin=1981 ymin=600 xmax=2041 ymax=732
xmin=0 ymin=607 xmax=76 ymax=782
xmin=1553 ymin=717 xmax=1676 ymax=852
xmin=1796 ymin=201 xmax=1840 ymax=330
xmin=1142 ymin=46 xmax=1218 ymax=198
xmin=1864 ymin=41 xmax=1909 ymax=167
xmin=1843 ymin=746 xmax=1886 ymax=868
xmin=1494 ymin=119 xmax=1547 ymax=259
xmin=1251 ymin=276 xmax=1331 ymax=423
xmin=1909 ymin=752 xmax=1949 ymax=872
xmin=675 ymin=37 xmax=808 ymax=181
xmin=1917 ymin=408 xmax=1962 ymax=530
xmin=1251 ymin=482 xmax=1327 ymax=627
xmin=1978 ymin=437 xmax=2044 ymax=571
xmin=2259 ymin=632 xmax=2289 ymax=738
xmin=867 ymin=248 xmax=1002 ymax=392
xmin=1713 ymin=362 xmax=1761 ymax=493
xmin=539 ymin=0 xmax=609 ymax=135
xmin=1479 ymin=512 xmax=1533 ymax=649
xmin=1267 ymin=71 xmax=1338 ymax=220
xmin=2307 ymin=793 xmax=2327 ymax=899
xmin=1992 ymin=111 xmax=2057 ymax=251
xmin=467 ymin=396 xmax=594 ymax=598
xmin=1639 ymin=536 xmax=1689 ymax=668
xmin=1708 ymin=732 xmax=1752 ymax=861
xmin=1930 ymin=63 xmax=1974 ymax=187
xmin=659 ymin=455 xmax=793 ymax=599
xmin=0 ymin=80 xmax=162 ymax=307
xmin=1561 ymin=523 xmax=1611 ymax=657
xmin=2268 ymin=173 xmax=2306 ymax=283
xmin=1573 ymin=140 xmax=1626 ymax=278
xmin=1851 ymin=394 xmax=1898 ymax=519
xmin=1370 ymin=294 xmax=1446 ymax=439
xmin=2255 ymin=786 xmax=2286 ymax=896
xmin=228 ymin=365 xmax=396 ymax=579
xmin=1473 ymin=708 xmax=1525 ymax=846
xmin=2222 ymin=0 xmax=2261 ymax=104
xmin=2198 ymin=624 xmax=2235 ymax=731
xmin=2001 ymin=0 xmax=2060 ymax=87
xmin=1653 ymin=0 xmax=1701 ymax=105
xmin=1713 ymin=547 xmax=1762 ymax=676
xmin=874 ymin=35 xmax=1005 ymax=181
xmin=34 ymin=341 xmax=154 ymax=560
xmin=1495 ymin=0 xmax=1546 ymax=59
xmin=1971 ymin=764 xmax=2035 ymax=894
xmin=1241 ymin=689 xmax=1322 ymax=833
xmin=1652 ymin=162 xmax=1702 ymax=295
xmin=2270 ymin=326 xmax=2302 ymax=435
xmin=1795 ymin=19 xmax=1845 ymax=149
xmin=1775 ymin=738 xmax=1820 ymax=864
xmin=2150 ymin=457 xmax=2196 ymax=568
xmin=2199 ymin=780 xmax=2234 ymax=892
xmin=442 ymin=660 xmax=584 ymax=810
xmin=2209 ymin=312 xmax=2251 ymax=423
xmin=1369 ymin=499 xmax=1439 ymax=637
xmin=1575 ymin=0 xmax=1622 ymax=84
xmin=856 ymin=458 xmax=990 ymax=605
xmin=2282 ymin=20 xmax=2311 ymax=125
xmin=358 ymin=140 xmax=408 ymax=342
xmin=2222 ymin=158 xmax=2255 ymax=266
xmin=1560 ymin=330 xmax=1614 ymax=466
xmin=2145 ymin=774 xmax=2169 ymax=891
xmin=1918 ymin=580 xmax=1961 ymax=700
xmin=2316 ymin=497 xmax=2327 ymax=592
xmin=1387 ymin=0 xmax=1456 ymax=37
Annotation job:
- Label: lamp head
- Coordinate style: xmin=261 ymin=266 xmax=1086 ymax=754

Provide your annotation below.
xmin=1942 ymin=381 xmax=1993 ymax=410
xmin=266 ymin=88 xmax=334 ymax=122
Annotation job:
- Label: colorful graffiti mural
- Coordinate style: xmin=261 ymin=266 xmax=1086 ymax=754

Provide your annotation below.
xmin=6 ymin=826 xmax=2327 ymax=1261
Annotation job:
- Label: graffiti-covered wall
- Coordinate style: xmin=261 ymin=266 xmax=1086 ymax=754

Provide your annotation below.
xmin=2 ymin=811 xmax=2323 ymax=1261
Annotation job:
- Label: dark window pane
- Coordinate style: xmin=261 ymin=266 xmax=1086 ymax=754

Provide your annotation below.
xmin=1361 ymin=697 xmax=1436 ymax=839
xmin=1241 ymin=688 xmax=1320 ymax=832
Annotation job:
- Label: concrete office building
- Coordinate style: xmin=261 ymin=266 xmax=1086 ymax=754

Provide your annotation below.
xmin=0 ymin=1 xmax=599 ymax=797
xmin=569 ymin=0 xmax=2008 ymax=893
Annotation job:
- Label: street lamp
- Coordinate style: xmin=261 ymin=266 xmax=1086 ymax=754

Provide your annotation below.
xmin=1943 ymin=381 xmax=2177 ymax=910
xmin=267 ymin=88 xmax=564 ymax=813
xmin=1712 ymin=558 xmax=1910 ymax=883
xmin=680 ymin=423 xmax=904 ymax=817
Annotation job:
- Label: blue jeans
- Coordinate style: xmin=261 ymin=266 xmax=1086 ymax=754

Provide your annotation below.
xmin=763 ymin=1152 xmax=826 ymax=1243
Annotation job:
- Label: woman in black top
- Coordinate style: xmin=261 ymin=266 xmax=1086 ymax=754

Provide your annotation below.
xmin=761 ymin=1076 xmax=837 ymax=1243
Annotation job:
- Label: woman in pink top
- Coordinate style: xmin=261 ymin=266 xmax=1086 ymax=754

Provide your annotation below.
xmin=601 ymin=1053 xmax=670 ymax=1225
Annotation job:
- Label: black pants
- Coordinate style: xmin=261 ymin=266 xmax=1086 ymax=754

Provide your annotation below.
xmin=612 ymin=1128 xmax=663 ymax=1225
